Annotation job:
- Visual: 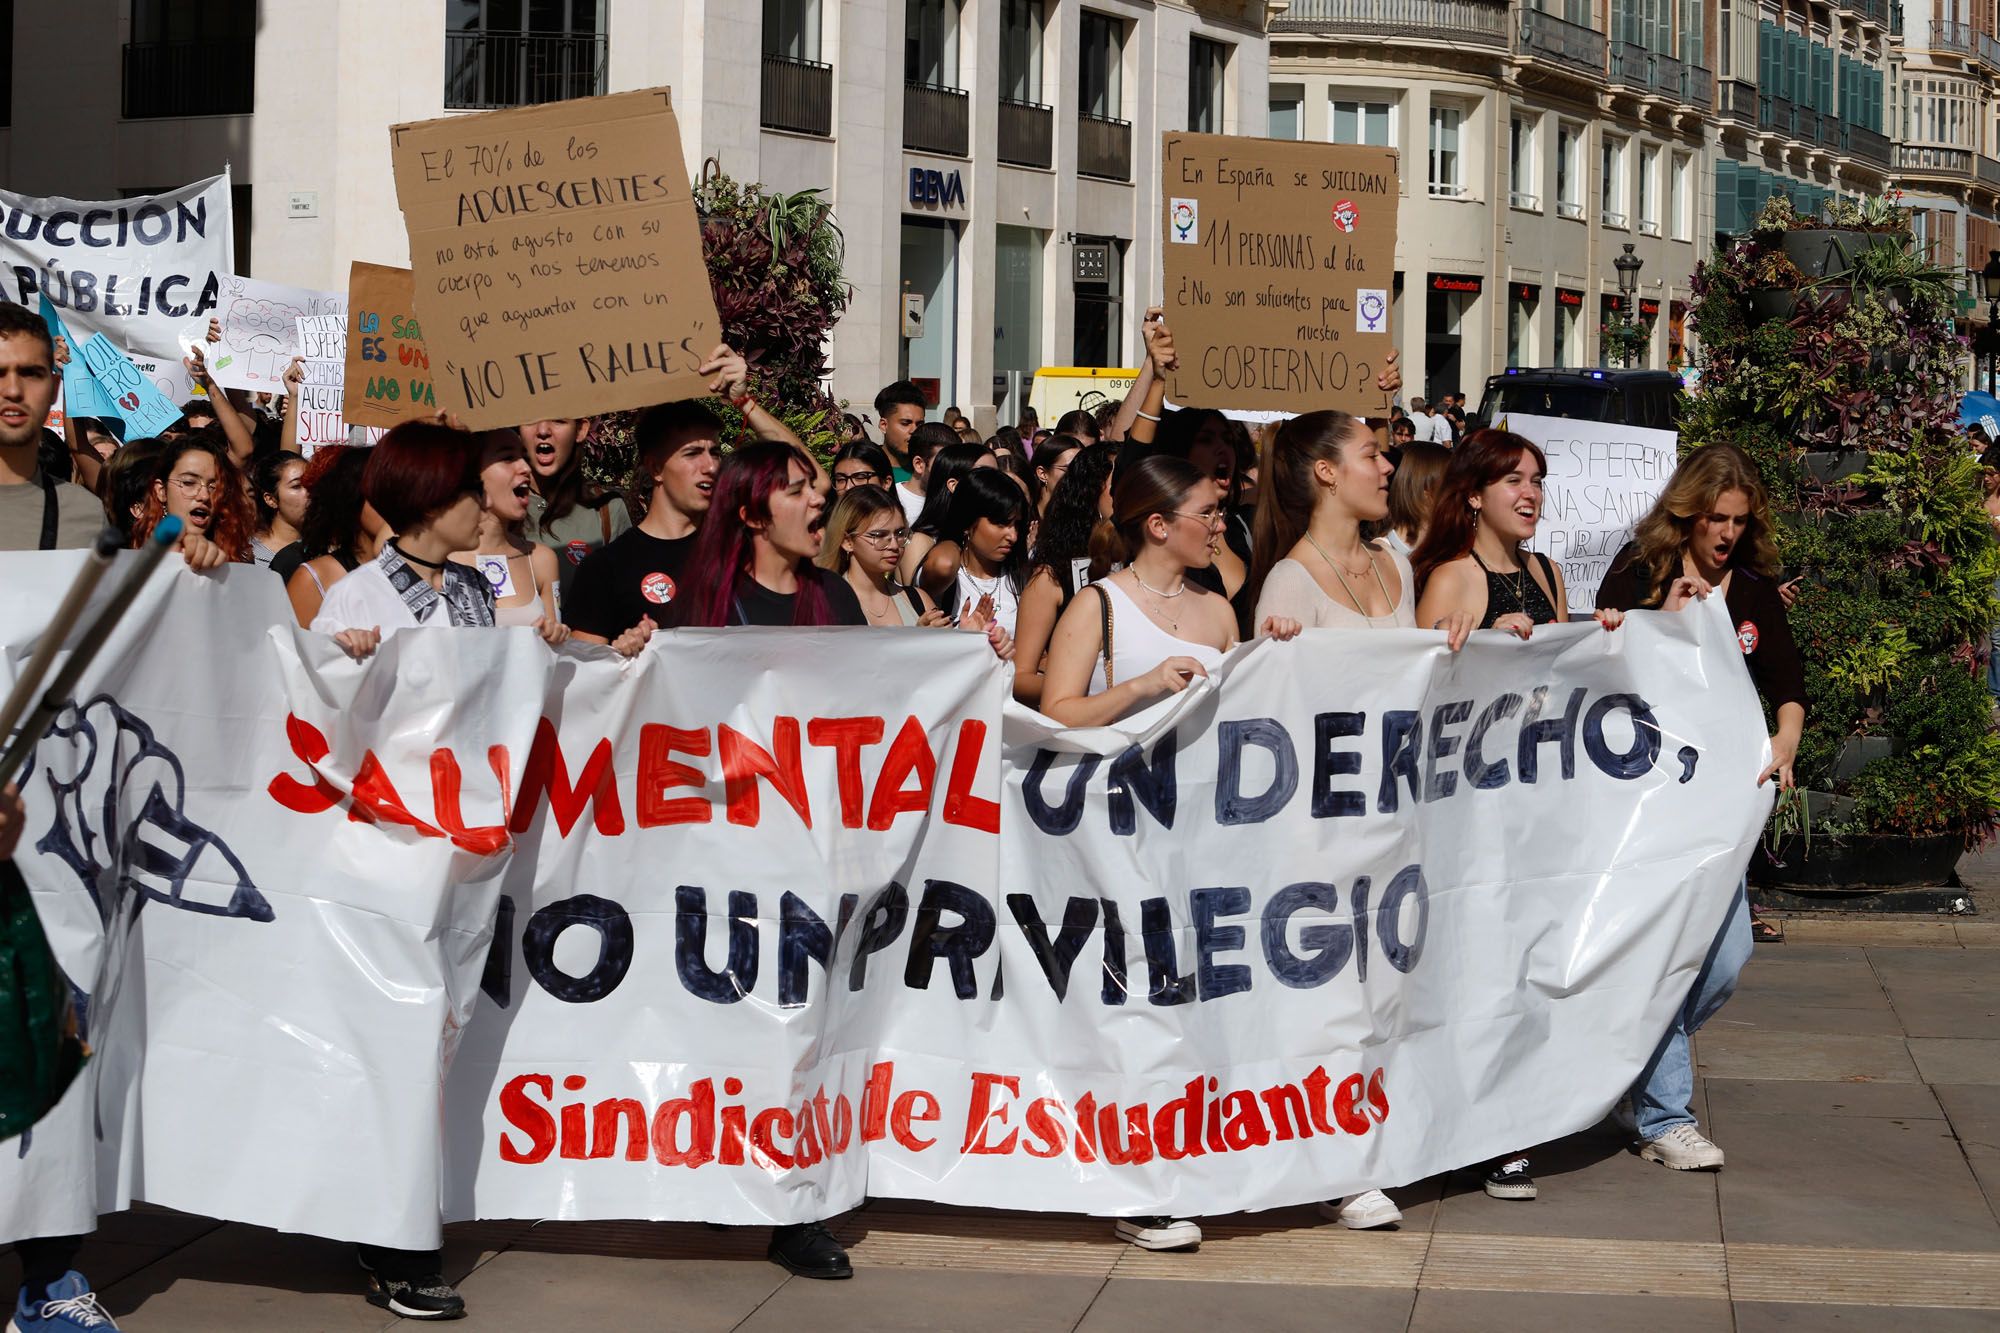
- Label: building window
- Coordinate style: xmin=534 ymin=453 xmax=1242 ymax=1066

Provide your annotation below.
xmin=1079 ymin=11 xmax=1123 ymax=121
xmin=995 ymin=226 xmax=1045 ymax=386
xmin=999 ymin=0 xmax=1044 ymax=104
xmin=126 ymin=0 xmax=257 ymax=118
xmin=1601 ymin=135 xmax=1627 ymax=228
xmin=1556 ymin=122 xmax=1583 ymax=219
xmin=1331 ymin=99 xmax=1392 ymax=147
xmin=1719 ymin=0 xmax=1732 ymax=78
xmin=1072 ymin=236 xmax=1126 ymax=366
xmin=1188 ymin=37 xmax=1228 ymax=134
xmin=1429 ymin=104 xmax=1465 ymax=199
xmin=1637 ymin=144 xmax=1659 ymax=235
xmin=1507 ymin=290 xmax=1535 ymax=368
xmin=1555 ymin=298 xmax=1579 ymax=368
xmin=1670 ymin=152 xmax=1692 ymax=241
xmin=906 ymin=0 xmax=960 ymax=89
xmin=1510 ymin=113 xmax=1538 ymax=210
xmin=1269 ymin=85 xmax=1304 ymax=141
xmin=764 ymin=0 xmax=821 ymax=60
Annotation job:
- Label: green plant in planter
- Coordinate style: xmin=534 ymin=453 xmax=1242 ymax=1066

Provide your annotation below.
xmin=1687 ymin=219 xmax=2000 ymax=859
xmin=1600 ymin=320 xmax=1651 ymax=363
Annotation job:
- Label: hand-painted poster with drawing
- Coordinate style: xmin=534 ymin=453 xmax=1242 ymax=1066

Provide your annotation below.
xmin=1161 ymin=134 xmax=1399 ymax=416
xmin=202 ymin=277 xmax=345 ymax=394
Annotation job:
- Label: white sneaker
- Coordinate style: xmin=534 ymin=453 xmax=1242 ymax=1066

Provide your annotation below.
xmin=1639 ymin=1123 xmax=1726 ymax=1171
xmin=1317 ymin=1189 xmax=1403 ymax=1229
xmin=1112 ymin=1216 xmax=1202 ymax=1250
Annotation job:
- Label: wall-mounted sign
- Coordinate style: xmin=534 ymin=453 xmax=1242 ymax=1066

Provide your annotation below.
xmin=1639 ymin=298 xmax=1662 ymax=318
xmin=908 ymin=167 xmax=966 ymax=209
xmin=1073 ymin=243 xmax=1111 ymax=284
xmin=1513 ymin=283 xmax=1541 ymax=304
xmin=901 ymin=292 xmax=926 ymax=339
xmin=1429 ymin=272 xmax=1483 ymax=294
xmin=1555 ymin=288 xmax=1584 ymax=308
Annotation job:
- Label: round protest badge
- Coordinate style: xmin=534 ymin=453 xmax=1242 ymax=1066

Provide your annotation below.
xmin=1332 ymin=199 xmax=1360 ymax=233
xmin=475 ymin=554 xmax=516 ymax=599
xmin=565 ymin=540 xmax=591 ymax=566
xmin=641 ymin=571 xmax=676 ymax=605
xmin=1736 ymin=620 xmax=1759 ymax=654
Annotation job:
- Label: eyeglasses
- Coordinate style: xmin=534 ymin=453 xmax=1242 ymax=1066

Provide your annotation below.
xmin=858 ymin=527 xmax=910 ymax=547
xmin=1172 ymin=509 xmax=1226 ymax=528
xmin=170 ymin=474 xmax=221 ymax=497
xmin=833 ymin=470 xmax=886 ymax=488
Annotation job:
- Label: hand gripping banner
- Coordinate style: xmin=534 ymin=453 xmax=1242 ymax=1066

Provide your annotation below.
xmin=0 ymin=559 xmax=1767 ymax=1248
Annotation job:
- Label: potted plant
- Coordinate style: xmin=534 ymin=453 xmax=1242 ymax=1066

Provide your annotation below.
xmin=1762 ymin=192 xmax=1913 ymax=281
xmin=1600 ymin=319 xmax=1651 ymax=364
xmin=1686 ymin=204 xmax=2000 ymax=899
xmin=1743 ymin=248 xmax=1808 ymax=324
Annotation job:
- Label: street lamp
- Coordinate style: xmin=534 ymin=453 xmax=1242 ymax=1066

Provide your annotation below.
xmin=1614 ymin=242 xmax=1644 ymax=368
xmin=1982 ymin=250 xmax=2000 ymax=395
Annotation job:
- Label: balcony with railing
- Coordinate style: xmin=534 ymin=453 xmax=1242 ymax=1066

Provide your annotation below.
xmin=1838 ymin=122 xmax=1893 ymax=169
xmin=1079 ymin=113 xmax=1132 ymax=182
xmin=443 ymin=30 xmax=605 ymax=110
xmin=1758 ymin=94 xmax=1835 ymax=147
xmin=1514 ymin=9 xmax=1608 ymax=83
xmin=999 ymin=99 xmax=1053 ymax=169
xmin=1899 ymin=143 xmax=1975 ymax=179
xmin=1608 ymin=41 xmax=1686 ymax=99
xmin=1680 ymin=64 xmax=1714 ymax=113
xmin=761 ymin=54 xmax=833 ymax=137
xmin=1981 ymin=154 xmax=2000 ymax=188
xmin=904 ymin=82 xmax=968 ymax=157
xmin=1923 ymin=20 xmax=1978 ymax=57
xmin=1272 ymin=0 xmax=1507 ymax=47
xmin=123 ymin=39 xmax=256 ymax=118
xmin=1719 ymin=78 xmax=1758 ymax=126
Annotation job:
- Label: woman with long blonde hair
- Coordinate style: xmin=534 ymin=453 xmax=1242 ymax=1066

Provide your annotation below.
xmin=1596 ymin=442 xmax=1804 ymax=1173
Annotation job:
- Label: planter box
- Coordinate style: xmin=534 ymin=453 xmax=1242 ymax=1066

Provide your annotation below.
xmin=1753 ymin=832 xmax=1961 ymax=889
xmin=1803 ymin=789 xmax=1857 ymax=824
xmin=1783 ymin=228 xmax=1871 ymax=278
xmin=1746 ymin=289 xmax=1797 ymax=324
xmin=1831 ymin=734 xmax=1897 ymax=781
xmin=1801 ymin=450 xmax=1870 ymax=484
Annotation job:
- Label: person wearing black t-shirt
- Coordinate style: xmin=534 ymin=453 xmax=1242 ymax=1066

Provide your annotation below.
xmin=1596 ymin=443 xmax=1804 ymax=1176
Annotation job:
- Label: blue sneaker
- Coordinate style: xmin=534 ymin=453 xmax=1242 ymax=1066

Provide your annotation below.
xmin=9 ymin=1271 xmax=119 ymax=1331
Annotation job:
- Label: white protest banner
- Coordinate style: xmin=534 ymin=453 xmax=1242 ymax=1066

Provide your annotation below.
xmin=0 ymin=173 xmax=233 ymax=385
xmin=0 ymin=563 xmax=1764 ymax=1245
xmin=203 ymin=276 xmax=344 ymax=393
xmin=1506 ymin=410 xmax=1679 ymax=612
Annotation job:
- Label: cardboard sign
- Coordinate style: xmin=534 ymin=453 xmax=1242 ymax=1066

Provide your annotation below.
xmin=1507 ymin=410 xmax=1678 ymax=612
xmin=75 ymin=332 xmax=184 ymax=438
xmin=342 ymin=262 xmax=437 ymax=428
xmin=1161 ymin=134 xmax=1398 ymax=415
xmin=389 ymin=86 xmax=722 ymax=430
xmin=204 ymin=276 xmax=344 ymax=393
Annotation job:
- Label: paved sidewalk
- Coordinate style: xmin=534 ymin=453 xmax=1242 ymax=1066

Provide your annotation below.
xmin=7 ymin=911 xmax=2000 ymax=1331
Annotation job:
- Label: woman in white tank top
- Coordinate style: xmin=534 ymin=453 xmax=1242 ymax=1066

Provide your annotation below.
xmin=450 ymin=431 xmax=569 ymax=643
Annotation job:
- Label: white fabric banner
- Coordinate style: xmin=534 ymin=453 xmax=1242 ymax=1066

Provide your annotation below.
xmin=0 ymin=173 xmax=233 ymax=401
xmin=1507 ymin=410 xmax=1679 ymax=612
xmin=0 ymin=559 xmax=1767 ymax=1248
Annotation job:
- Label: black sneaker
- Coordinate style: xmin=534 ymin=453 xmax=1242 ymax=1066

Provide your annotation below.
xmin=768 ymin=1221 xmax=853 ymax=1280
xmin=1483 ymin=1156 xmax=1538 ymax=1200
xmin=362 ymin=1270 xmax=467 ymax=1321
xmin=1112 ymin=1216 xmax=1202 ymax=1250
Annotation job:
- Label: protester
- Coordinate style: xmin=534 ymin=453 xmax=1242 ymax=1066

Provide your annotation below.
xmin=285 ymin=445 xmax=391 ymax=627
xmin=898 ymin=441 xmax=996 ymax=583
xmin=1382 ymin=441 xmax=1449 ymax=555
xmin=183 ymin=331 xmax=257 ymax=467
xmin=1011 ymin=443 xmax=1118 ymax=705
xmin=915 ymin=467 xmax=1031 ymax=632
xmin=1030 ymin=435 xmax=1082 ymax=516
xmin=816 ymin=485 xmax=947 ymax=626
xmin=60 ymin=416 xmax=120 ymax=496
xmin=874 ymin=380 xmax=929 ymax=483
xmin=1387 ymin=416 xmax=1418 ymax=465
xmin=0 ymin=305 xmax=104 ymax=552
xmin=452 ymin=431 xmax=565 ymax=635
xmin=1596 ymin=443 xmax=1805 ymax=1165
xmin=990 ymin=447 xmax=1040 ymax=517
xmin=1413 ymin=429 xmax=1622 ymax=642
xmin=830 ymin=441 xmax=896 ymax=496
xmin=1154 ymin=407 xmax=1251 ymax=629
xmin=893 ymin=420 xmax=959 ymax=525
xmin=251 ymin=450 xmax=309 ymax=569
xmin=519 ymin=416 xmax=632 ymax=583
xmin=1052 ymin=409 xmax=1101 ymax=447
xmin=1410 ymin=428 xmax=1620 ymax=1202
xmin=132 ymin=437 xmax=254 ymax=564
xmin=98 ymin=438 xmax=166 ymax=546
xmin=670 ymin=440 xmax=865 ymax=624
xmin=990 ymin=425 xmax=1024 ymax=458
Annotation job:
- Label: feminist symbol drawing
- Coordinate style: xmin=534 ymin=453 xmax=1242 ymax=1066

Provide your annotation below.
xmin=1170 ymin=198 xmax=1199 ymax=244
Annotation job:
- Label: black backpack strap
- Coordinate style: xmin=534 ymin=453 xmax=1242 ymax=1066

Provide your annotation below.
xmin=903 ymin=585 xmax=925 ymax=619
xmin=38 ymin=472 xmax=57 ymax=551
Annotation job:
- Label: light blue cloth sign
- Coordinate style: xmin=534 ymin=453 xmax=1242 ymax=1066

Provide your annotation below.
xmin=75 ymin=333 xmax=184 ymax=438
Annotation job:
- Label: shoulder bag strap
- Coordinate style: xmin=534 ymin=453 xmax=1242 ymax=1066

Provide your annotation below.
xmin=38 ymin=472 xmax=57 ymax=552
xmin=1095 ymin=584 xmax=1115 ymax=689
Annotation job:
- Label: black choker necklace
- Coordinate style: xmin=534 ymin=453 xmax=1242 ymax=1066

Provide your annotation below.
xmin=391 ymin=541 xmax=448 ymax=570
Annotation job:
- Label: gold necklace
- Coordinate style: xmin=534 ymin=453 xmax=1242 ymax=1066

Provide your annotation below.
xmin=1306 ymin=534 xmax=1393 ymax=623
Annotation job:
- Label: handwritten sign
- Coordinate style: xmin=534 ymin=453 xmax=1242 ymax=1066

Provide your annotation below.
xmin=1507 ymin=411 xmax=1678 ymax=612
xmin=75 ymin=333 xmax=184 ymax=438
xmin=342 ymin=262 xmax=436 ymax=428
xmin=1162 ymin=134 xmax=1398 ymax=415
xmin=388 ymin=86 xmax=722 ymax=430
xmin=293 ymin=316 xmax=349 ymax=450
xmin=203 ymin=276 xmax=344 ymax=393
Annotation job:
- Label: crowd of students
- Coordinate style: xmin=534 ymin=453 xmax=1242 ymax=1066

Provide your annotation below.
xmin=0 ymin=296 xmax=1802 ymax=1328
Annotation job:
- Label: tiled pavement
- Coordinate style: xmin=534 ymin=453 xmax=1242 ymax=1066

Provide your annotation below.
xmin=6 ymin=905 xmax=2000 ymax=1330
